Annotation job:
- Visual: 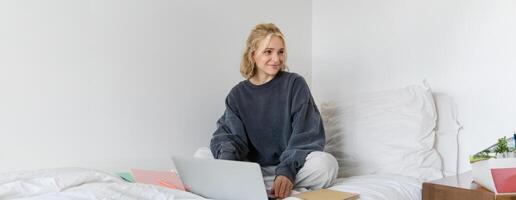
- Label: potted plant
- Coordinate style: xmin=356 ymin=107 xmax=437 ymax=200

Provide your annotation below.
xmin=470 ymin=149 xmax=493 ymax=163
xmin=494 ymin=136 xmax=510 ymax=158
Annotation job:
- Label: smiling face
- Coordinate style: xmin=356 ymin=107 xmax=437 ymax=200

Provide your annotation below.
xmin=252 ymin=35 xmax=285 ymax=79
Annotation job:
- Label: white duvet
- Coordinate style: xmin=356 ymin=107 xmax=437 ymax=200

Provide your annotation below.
xmin=0 ymin=168 xmax=206 ymax=200
xmin=0 ymin=168 xmax=422 ymax=200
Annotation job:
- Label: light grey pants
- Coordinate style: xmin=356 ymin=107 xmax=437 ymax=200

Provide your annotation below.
xmin=193 ymin=147 xmax=338 ymax=192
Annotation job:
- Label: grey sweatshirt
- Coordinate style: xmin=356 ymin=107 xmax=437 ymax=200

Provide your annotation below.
xmin=209 ymin=71 xmax=325 ymax=182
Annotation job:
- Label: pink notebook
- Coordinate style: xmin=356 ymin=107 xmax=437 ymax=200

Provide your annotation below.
xmin=131 ymin=169 xmax=185 ymax=191
xmin=491 ymin=167 xmax=516 ymax=193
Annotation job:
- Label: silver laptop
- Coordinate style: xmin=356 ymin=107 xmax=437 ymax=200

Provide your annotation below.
xmin=172 ymin=156 xmax=269 ymax=200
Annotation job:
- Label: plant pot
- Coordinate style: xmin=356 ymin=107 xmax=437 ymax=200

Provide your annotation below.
xmin=508 ymin=152 xmax=515 ymax=158
xmin=496 ymin=153 xmax=509 ymax=159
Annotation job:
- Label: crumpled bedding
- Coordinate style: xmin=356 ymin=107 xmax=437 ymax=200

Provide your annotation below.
xmin=0 ymin=167 xmax=206 ymax=200
xmin=0 ymin=167 xmax=422 ymax=200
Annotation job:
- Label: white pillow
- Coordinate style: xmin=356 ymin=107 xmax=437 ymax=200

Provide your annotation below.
xmin=320 ymin=85 xmax=443 ymax=181
xmin=433 ymin=93 xmax=462 ymax=177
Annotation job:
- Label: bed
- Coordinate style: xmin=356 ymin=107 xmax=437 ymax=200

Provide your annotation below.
xmin=0 ymin=83 xmax=462 ymax=200
xmin=0 ymin=167 xmax=205 ymax=200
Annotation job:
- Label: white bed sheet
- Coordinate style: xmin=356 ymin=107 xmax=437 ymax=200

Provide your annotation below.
xmin=0 ymin=168 xmax=422 ymax=200
xmin=0 ymin=167 xmax=206 ymax=200
xmin=327 ymin=174 xmax=422 ymax=200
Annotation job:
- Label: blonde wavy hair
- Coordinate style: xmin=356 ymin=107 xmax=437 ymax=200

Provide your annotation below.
xmin=240 ymin=23 xmax=288 ymax=79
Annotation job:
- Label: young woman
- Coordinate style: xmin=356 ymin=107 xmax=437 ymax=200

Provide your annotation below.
xmin=210 ymin=23 xmax=338 ymax=199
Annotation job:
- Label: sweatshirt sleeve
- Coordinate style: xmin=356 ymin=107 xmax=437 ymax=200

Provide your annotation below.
xmin=209 ymin=94 xmax=249 ymax=161
xmin=275 ymin=76 xmax=325 ymax=182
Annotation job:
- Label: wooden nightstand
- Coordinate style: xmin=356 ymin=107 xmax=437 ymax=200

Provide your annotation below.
xmin=422 ymin=172 xmax=516 ymax=200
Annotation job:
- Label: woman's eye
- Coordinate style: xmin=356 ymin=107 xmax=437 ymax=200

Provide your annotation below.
xmin=278 ymin=50 xmax=284 ymax=55
xmin=264 ymin=50 xmax=272 ymax=55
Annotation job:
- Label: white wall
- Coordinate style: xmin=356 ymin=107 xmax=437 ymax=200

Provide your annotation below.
xmin=0 ymin=0 xmax=312 ymax=172
xmin=312 ymin=0 xmax=516 ymax=172
xmin=4 ymin=0 xmax=514 ymax=175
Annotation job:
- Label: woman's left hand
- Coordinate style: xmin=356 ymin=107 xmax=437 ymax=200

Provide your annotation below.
xmin=271 ymin=175 xmax=293 ymax=199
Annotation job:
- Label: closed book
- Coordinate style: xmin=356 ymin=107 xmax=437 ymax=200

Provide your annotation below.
xmin=472 ymin=158 xmax=516 ymax=194
xmin=295 ymin=189 xmax=359 ymax=200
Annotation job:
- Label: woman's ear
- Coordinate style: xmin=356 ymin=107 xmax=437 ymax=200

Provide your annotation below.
xmin=250 ymin=51 xmax=256 ymax=62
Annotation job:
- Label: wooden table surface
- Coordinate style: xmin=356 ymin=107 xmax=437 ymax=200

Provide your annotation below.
xmin=422 ymin=172 xmax=516 ymax=200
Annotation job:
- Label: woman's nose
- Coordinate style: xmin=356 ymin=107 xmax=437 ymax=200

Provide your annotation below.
xmin=272 ymin=54 xmax=280 ymax=62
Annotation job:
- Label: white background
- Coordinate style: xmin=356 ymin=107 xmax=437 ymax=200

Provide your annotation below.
xmin=0 ymin=0 xmax=312 ymax=172
xmin=312 ymin=0 xmax=516 ymax=172
xmin=1 ymin=0 xmax=515 ymax=173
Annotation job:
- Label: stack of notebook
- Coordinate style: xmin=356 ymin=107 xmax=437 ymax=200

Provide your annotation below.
xmin=116 ymin=169 xmax=185 ymax=191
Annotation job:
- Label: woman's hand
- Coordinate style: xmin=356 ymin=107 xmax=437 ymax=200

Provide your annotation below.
xmin=271 ymin=175 xmax=293 ymax=199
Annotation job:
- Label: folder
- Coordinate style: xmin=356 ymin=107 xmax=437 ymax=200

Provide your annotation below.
xmin=131 ymin=168 xmax=185 ymax=191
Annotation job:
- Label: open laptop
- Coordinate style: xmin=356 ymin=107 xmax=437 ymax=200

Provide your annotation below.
xmin=172 ymin=156 xmax=270 ymax=200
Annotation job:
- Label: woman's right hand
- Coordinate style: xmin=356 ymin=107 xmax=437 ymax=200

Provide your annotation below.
xmin=271 ymin=175 xmax=293 ymax=199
